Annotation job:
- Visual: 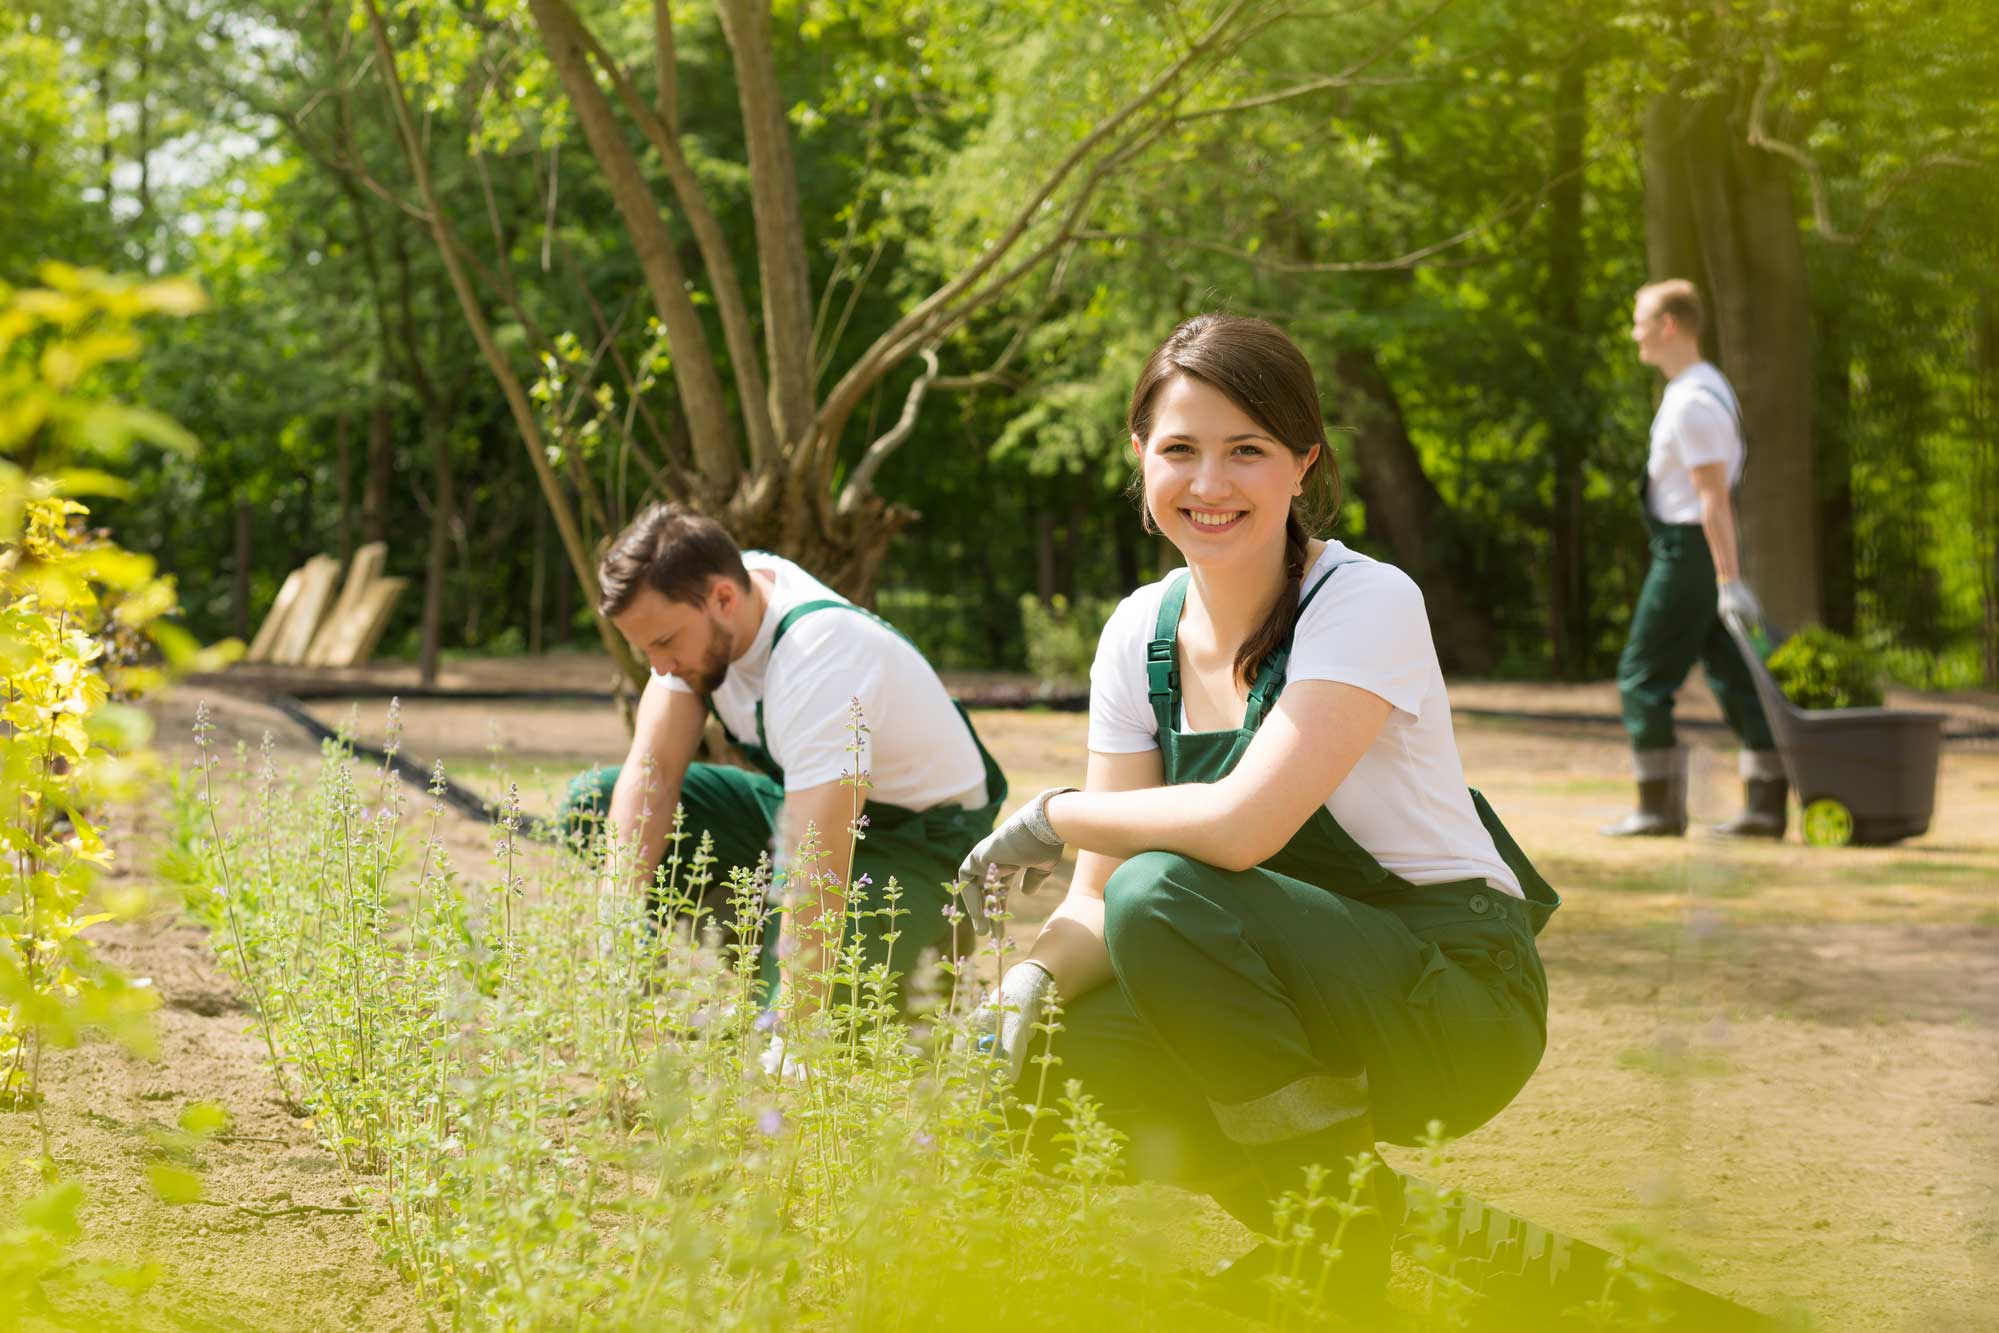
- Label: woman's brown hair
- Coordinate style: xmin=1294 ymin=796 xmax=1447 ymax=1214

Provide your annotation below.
xmin=1126 ymin=314 xmax=1342 ymax=688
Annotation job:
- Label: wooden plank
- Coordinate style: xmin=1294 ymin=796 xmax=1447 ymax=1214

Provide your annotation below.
xmin=267 ymin=556 xmax=343 ymax=666
xmin=304 ymin=542 xmax=389 ymax=667
xmin=316 ymin=576 xmax=408 ymax=668
xmin=245 ymin=565 xmax=308 ymax=664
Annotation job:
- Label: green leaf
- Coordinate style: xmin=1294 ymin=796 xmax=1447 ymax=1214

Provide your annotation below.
xmin=19 ymin=1179 xmax=86 ymax=1239
xmin=179 ymin=1101 xmax=231 ymax=1140
xmin=147 ymin=1162 xmax=205 ymax=1205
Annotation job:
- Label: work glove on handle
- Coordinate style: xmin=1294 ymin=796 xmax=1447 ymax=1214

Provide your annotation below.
xmin=972 ymin=960 xmax=1058 ymax=1087
xmin=1717 ymin=579 xmax=1766 ymax=633
xmin=955 ymin=787 xmax=1075 ymax=936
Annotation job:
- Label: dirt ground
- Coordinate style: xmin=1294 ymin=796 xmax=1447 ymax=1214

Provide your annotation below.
xmin=6 ymin=673 xmax=1996 ymax=1331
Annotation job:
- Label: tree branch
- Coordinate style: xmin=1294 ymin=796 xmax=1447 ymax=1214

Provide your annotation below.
xmin=527 ymin=0 xmax=741 ymax=494
xmin=716 ymin=0 xmax=819 ymax=450
xmin=653 ymin=0 xmax=678 ymax=137
xmin=359 ymin=0 xmax=646 ymax=692
xmin=812 ymin=1 xmax=1260 ymax=481
xmin=1747 ymin=48 xmax=1984 ymax=247
xmin=838 ymin=348 xmax=940 ymax=514
xmin=567 ymin=5 xmax=779 ymax=467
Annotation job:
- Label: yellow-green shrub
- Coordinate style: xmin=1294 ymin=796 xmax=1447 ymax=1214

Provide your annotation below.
xmin=1 ymin=264 xmax=233 ymax=1115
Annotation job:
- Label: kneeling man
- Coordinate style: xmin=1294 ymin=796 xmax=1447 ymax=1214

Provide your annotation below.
xmin=566 ymin=503 xmax=1005 ymax=1010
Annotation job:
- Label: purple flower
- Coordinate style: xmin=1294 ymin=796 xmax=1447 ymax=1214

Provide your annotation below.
xmin=756 ymin=1108 xmax=785 ymax=1137
xmin=913 ymin=1131 xmax=935 ymax=1152
xmin=753 ymin=1010 xmax=780 ymax=1033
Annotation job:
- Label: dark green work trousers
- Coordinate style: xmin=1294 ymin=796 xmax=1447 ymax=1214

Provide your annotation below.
xmin=560 ymin=761 xmax=964 ymax=988
xmin=1617 ymin=519 xmax=1775 ymax=754
xmin=1025 ymin=852 xmax=1548 ymax=1198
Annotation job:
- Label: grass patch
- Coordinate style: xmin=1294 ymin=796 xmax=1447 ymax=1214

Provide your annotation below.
xmin=1615 ymin=1044 xmax=1733 ymax=1079
xmin=1834 ymin=858 xmax=1995 ymax=888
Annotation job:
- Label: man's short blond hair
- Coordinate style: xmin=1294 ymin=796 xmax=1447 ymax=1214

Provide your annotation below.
xmin=1636 ymin=279 xmax=1704 ymax=338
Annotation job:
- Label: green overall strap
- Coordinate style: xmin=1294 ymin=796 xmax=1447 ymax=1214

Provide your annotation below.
xmin=735 ymin=597 xmax=1008 ymax=826
xmin=1240 ymin=564 xmax=1344 ymax=731
xmin=1146 ymin=572 xmax=1191 ymax=734
xmin=748 ymin=598 xmax=884 ymax=755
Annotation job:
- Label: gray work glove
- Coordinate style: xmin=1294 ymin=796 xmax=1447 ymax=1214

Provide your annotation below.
xmin=955 ymin=787 xmax=1075 ymax=936
xmin=758 ymin=1032 xmax=809 ymax=1083
xmin=972 ymin=960 xmax=1058 ymax=1087
xmin=1717 ymin=579 xmax=1766 ymax=632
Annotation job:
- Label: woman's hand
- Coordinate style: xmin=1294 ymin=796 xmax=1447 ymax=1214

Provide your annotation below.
xmin=971 ymin=960 xmax=1058 ymax=1086
xmin=954 ymin=787 xmax=1075 ymax=934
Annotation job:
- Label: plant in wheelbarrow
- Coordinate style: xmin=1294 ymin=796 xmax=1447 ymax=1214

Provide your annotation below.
xmin=1725 ymin=615 xmax=1946 ymax=849
xmin=1766 ymin=626 xmax=1884 ymax=712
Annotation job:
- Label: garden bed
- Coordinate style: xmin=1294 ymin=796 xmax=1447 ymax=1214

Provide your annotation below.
xmin=7 ymin=682 xmax=1994 ymax=1329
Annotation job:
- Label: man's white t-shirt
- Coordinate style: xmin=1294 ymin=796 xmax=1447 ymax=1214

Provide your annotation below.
xmin=1087 ymin=541 xmax=1522 ymax=897
xmin=1646 ymin=361 xmax=1744 ymax=525
xmin=660 ymin=553 xmax=987 ymax=808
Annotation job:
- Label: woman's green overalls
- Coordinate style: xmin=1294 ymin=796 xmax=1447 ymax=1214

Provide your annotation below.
xmin=1034 ymin=561 xmax=1560 ymax=1210
xmin=563 ymin=599 xmax=1008 ymax=995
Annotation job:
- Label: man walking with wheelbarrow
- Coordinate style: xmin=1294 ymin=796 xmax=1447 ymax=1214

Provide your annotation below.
xmin=1602 ymin=279 xmax=1785 ymax=840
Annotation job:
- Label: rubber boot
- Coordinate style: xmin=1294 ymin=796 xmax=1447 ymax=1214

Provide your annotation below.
xmin=1600 ymin=750 xmax=1688 ymax=837
xmin=1711 ymin=777 xmax=1789 ymax=840
xmin=1202 ymin=1117 xmax=1393 ymax=1319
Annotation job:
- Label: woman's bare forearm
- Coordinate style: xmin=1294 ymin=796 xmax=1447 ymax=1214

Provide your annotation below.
xmin=1023 ymin=855 xmax=1116 ymax=998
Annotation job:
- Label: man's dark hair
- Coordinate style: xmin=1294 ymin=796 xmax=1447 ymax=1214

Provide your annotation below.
xmin=597 ymin=503 xmax=749 ymax=617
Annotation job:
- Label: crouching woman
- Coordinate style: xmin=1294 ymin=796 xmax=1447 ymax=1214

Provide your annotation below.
xmin=959 ymin=314 xmax=1560 ymax=1297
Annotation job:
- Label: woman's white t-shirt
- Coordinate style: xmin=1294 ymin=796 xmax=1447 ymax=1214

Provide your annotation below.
xmin=1086 ymin=541 xmax=1522 ymax=897
xmin=660 ymin=553 xmax=987 ymax=808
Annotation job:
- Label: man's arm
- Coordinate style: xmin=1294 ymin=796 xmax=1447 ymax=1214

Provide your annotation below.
xmin=602 ymin=674 xmax=708 ymax=895
xmin=1691 ymin=461 xmax=1742 ymax=584
xmin=772 ymin=777 xmax=863 ymax=1018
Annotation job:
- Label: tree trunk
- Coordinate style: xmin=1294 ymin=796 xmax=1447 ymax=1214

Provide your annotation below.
xmin=363 ymin=397 xmax=393 ymax=547
xmin=1975 ymin=285 xmax=1999 ymax=685
xmin=1113 ymin=505 xmax=1141 ymax=592
xmin=418 ymin=421 xmax=457 ymax=687
xmin=1034 ymin=511 xmax=1057 ymax=604
xmin=362 ymin=0 xmax=647 ymax=693
xmin=1328 ymin=347 xmax=1501 ymax=674
xmin=231 ymin=498 xmax=252 ymax=642
xmin=333 ymin=411 xmax=353 ymax=564
xmin=529 ymin=501 xmax=547 ymax=657
xmin=1813 ymin=301 xmax=1856 ymax=634
xmin=1644 ymin=88 xmax=1820 ymax=631
xmin=1541 ymin=42 xmax=1592 ymax=677
xmin=555 ymin=537 xmax=574 ymax=647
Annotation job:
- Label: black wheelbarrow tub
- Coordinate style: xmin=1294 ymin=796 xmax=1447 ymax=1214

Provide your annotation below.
xmin=1722 ymin=612 xmax=1946 ymax=846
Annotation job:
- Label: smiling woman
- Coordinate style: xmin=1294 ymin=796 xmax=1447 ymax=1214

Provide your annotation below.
xmin=956 ymin=313 xmax=1562 ymax=1308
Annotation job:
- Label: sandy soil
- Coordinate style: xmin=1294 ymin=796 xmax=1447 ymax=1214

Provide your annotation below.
xmin=7 ymin=681 xmax=1995 ymax=1331
xmin=3 ymin=699 xmax=426 ymax=1333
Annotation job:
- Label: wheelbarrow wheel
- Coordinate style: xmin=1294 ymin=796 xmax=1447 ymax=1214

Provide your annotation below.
xmin=1802 ymin=797 xmax=1854 ymax=848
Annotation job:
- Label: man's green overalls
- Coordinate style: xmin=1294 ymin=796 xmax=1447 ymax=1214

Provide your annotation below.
xmin=1026 ymin=561 xmax=1559 ymax=1220
xmin=1617 ymin=390 xmax=1775 ymax=755
xmin=562 ymin=599 xmax=1008 ymax=996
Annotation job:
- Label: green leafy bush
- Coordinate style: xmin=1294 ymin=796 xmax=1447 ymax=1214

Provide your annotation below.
xmin=1767 ymin=625 xmax=1885 ymax=710
xmin=1019 ymin=593 xmax=1117 ymax=688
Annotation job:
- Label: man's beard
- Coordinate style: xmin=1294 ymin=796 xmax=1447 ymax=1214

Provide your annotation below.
xmin=686 ymin=613 xmax=735 ymax=696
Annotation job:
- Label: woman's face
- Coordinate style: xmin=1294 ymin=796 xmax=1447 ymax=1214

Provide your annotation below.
xmin=1132 ymin=372 xmax=1317 ymax=573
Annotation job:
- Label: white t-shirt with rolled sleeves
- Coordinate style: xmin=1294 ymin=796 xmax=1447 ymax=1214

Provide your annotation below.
xmin=1087 ymin=542 xmax=1522 ymax=897
xmin=660 ymin=553 xmax=987 ymax=808
xmin=1645 ymin=361 xmax=1744 ymax=525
